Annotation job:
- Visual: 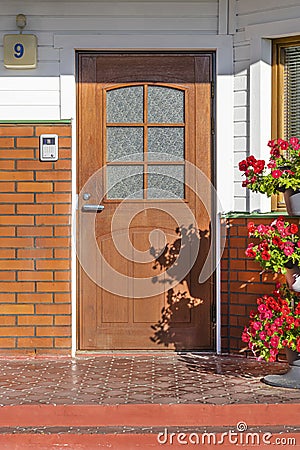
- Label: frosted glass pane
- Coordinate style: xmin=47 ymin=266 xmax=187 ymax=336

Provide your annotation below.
xmin=148 ymin=86 xmax=184 ymax=123
xmin=107 ymin=127 xmax=144 ymax=161
xmin=148 ymin=127 xmax=184 ymax=161
xmin=107 ymin=165 xmax=143 ymax=199
xmin=148 ymin=165 xmax=184 ymax=199
xmin=107 ymin=86 xmax=144 ymax=123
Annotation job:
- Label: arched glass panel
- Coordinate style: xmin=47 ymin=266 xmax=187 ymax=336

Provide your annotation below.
xmin=107 ymin=86 xmax=144 ymax=123
xmin=148 ymin=86 xmax=184 ymax=123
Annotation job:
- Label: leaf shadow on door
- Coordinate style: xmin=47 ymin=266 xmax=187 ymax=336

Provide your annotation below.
xmin=150 ymin=224 xmax=212 ymax=351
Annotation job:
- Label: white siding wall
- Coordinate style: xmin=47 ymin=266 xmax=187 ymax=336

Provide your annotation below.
xmin=3 ymin=0 xmax=300 ymax=211
xmin=233 ymin=0 xmax=300 ymax=211
xmin=0 ymin=0 xmax=218 ymax=120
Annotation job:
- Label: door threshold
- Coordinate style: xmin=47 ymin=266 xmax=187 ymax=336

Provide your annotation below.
xmin=76 ymin=350 xmax=217 ymax=356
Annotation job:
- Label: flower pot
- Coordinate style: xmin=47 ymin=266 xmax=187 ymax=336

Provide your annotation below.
xmin=284 ymin=188 xmax=300 ymax=216
xmin=263 ymin=349 xmax=300 ymax=389
xmin=285 ymin=265 xmax=300 ymax=292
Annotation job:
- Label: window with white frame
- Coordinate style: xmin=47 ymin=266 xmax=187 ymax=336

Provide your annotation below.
xmin=272 ymin=37 xmax=300 ymax=210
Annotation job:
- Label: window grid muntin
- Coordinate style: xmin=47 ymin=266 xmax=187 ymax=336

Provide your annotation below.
xmin=105 ymin=83 xmax=186 ymax=200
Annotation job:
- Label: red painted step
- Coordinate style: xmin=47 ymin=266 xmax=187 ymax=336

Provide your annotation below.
xmin=0 ymin=404 xmax=299 ymax=449
xmin=0 ymin=431 xmax=299 ymax=449
xmin=0 ymin=403 xmax=299 ymax=427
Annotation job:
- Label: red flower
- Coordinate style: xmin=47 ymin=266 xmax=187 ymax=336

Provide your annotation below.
xmin=245 ymin=247 xmax=256 ymax=258
xmin=238 ymin=160 xmax=248 ymax=171
xmin=268 ymin=140 xmax=276 ymax=147
xmin=246 ymin=155 xmax=257 ymax=166
xmin=272 ymin=236 xmax=283 ymax=247
xmin=247 ymin=222 xmax=256 ymax=234
xmin=290 ymin=224 xmax=298 ymax=234
xmin=270 ymin=148 xmax=280 ymax=158
xmin=279 ymin=140 xmax=289 ymax=150
xmin=271 ymin=170 xmax=283 ymax=179
xmin=261 ymin=251 xmax=271 ymax=261
xmin=253 ymin=160 xmax=265 ymax=174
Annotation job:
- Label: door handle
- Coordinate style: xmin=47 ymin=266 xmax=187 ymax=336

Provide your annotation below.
xmin=82 ymin=204 xmax=105 ymax=212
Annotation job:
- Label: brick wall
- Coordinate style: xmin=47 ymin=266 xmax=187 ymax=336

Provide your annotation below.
xmin=220 ymin=217 xmax=295 ymax=354
xmin=0 ymin=123 xmax=72 ymax=356
xmin=0 ymin=126 xmax=294 ymax=357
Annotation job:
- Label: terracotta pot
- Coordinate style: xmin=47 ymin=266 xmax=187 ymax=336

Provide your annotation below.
xmin=284 ymin=188 xmax=300 ymax=216
xmin=285 ymin=265 xmax=300 ymax=292
xmin=263 ymin=348 xmax=300 ymax=389
xmin=285 ymin=347 xmax=300 ymax=366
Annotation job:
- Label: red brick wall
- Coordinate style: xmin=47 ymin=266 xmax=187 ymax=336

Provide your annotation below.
xmin=0 ymin=127 xmax=294 ymax=357
xmin=220 ymin=217 xmax=289 ymax=354
xmin=0 ymin=123 xmax=72 ymax=356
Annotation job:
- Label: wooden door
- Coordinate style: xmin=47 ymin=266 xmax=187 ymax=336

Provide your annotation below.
xmin=77 ymin=53 xmax=214 ymax=350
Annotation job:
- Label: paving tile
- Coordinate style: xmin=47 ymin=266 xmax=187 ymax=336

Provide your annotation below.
xmin=0 ymin=354 xmax=298 ymax=405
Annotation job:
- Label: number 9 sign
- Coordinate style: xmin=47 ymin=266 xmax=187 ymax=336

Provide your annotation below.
xmin=14 ymin=43 xmax=24 ymax=59
xmin=3 ymin=34 xmax=37 ymax=69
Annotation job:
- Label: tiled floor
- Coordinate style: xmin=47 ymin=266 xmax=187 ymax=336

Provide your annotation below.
xmin=0 ymin=353 xmax=299 ymax=406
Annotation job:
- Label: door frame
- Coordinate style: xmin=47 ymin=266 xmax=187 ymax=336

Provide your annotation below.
xmin=54 ymin=33 xmax=234 ymax=355
xmin=76 ymin=50 xmax=217 ymax=352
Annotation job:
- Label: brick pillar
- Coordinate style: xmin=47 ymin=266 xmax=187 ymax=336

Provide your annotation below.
xmin=220 ymin=217 xmax=288 ymax=354
xmin=0 ymin=124 xmax=72 ymax=356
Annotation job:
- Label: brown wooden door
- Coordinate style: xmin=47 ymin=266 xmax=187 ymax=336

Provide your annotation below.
xmin=77 ymin=53 xmax=214 ymax=351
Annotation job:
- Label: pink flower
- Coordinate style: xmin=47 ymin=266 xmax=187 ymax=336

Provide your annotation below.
xmin=242 ymin=328 xmax=250 ymax=343
xmin=259 ymin=331 xmax=267 ymax=341
xmin=258 ymin=304 xmax=267 ymax=313
xmin=270 ymin=335 xmax=280 ymax=348
xmin=267 ymin=160 xmax=277 ymax=169
xmin=252 ymin=321 xmax=262 ymax=331
xmin=269 ymin=348 xmax=279 ymax=360
xmin=289 ymin=137 xmax=299 ymax=147
xmin=283 ymin=242 xmax=295 ymax=256
xmin=257 ymin=224 xmax=267 ymax=234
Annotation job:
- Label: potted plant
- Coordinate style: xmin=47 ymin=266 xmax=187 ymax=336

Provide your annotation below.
xmin=238 ymin=138 xmax=300 ymax=215
xmin=245 ymin=217 xmax=300 ymax=292
xmin=242 ymin=283 xmax=300 ymax=388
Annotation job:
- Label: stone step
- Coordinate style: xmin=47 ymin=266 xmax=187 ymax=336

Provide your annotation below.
xmin=0 ymin=404 xmax=299 ymax=449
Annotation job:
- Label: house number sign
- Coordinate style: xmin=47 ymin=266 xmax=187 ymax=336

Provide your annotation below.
xmin=3 ymin=34 xmax=37 ymax=69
